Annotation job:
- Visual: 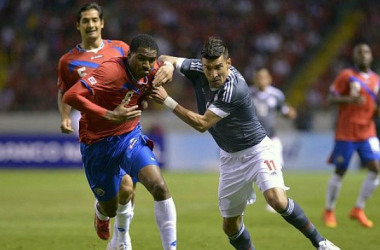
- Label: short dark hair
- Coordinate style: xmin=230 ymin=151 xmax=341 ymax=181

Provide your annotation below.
xmin=76 ymin=2 xmax=103 ymax=23
xmin=130 ymin=34 xmax=159 ymax=54
xmin=200 ymin=37 xmax=229 ymax=60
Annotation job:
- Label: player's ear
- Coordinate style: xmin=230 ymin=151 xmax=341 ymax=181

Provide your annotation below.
xmin=100 ymin=19 xmax=104 ymax=29
xmin=226 ymin=58 xmax=232 ymax=67
xmin=76 ymin=22 xmax=80 ymax=31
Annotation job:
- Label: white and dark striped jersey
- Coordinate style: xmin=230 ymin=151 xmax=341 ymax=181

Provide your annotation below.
xmin=177 ymin=58 xmax=266 ymax=153
xmin=249 ymin=85 xmax=287 ymax=138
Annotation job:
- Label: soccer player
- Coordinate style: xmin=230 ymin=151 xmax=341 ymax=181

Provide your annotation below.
xmin=323 ymin=43 xmax=380 ymax=229
xmin=150 ymin=37 xmax=340 ymax=250
xmin=63 ymin=33 xmax=177 ymax=250
xmin=250 ymin=67 xmax=296 ymax=212
xmin=57 ymin=3 xmax=174 ymax=249
xmin=57 ymin=3 xmax=134 ymax=249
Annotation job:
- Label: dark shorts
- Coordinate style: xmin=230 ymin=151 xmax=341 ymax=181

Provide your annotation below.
xmin=80 ymin=124 xmax=159 ymax=201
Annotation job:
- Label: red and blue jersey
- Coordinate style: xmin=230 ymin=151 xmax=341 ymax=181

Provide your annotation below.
xmin=66 ymin=57 xmax=158 ymax=144
xmin=329 ymin=68 xmax=380 ymax=141
xmin=57 ymin=39 xmax=129 ymax=93
xmin=57 ymin=39 xmax=129 ymax=140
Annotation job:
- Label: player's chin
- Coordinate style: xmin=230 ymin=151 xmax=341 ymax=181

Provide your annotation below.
xmin=86 ymin=32 xmax=99 ymax=38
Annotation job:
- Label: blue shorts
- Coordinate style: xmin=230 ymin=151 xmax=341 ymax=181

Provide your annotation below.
xmin=80 ymin=124 xmax=159 ymax=201
xmin=328 ymin=137 xmax=380 ymax=170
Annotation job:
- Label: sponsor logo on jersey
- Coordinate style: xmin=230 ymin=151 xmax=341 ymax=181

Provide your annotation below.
xmin=91 ymin=54 xmax=104 ymax=60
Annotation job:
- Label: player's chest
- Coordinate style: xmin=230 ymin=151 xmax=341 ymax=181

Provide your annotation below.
xmin=119 ymin=79 xmax=151 ymax=97
xmin=349 ymin=76 xmax=379 ymax=95
xmin=69 ymin=52 xmax=119 ymax=77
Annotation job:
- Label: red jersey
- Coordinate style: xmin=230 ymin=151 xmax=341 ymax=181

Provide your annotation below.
xmin=57 ymin=39 xmax=129 ymax=139
xmin=57 ymin=40 xmax=129 ymax=92
xmin=66 ymin=57 xmax=158 ymax=144
xmin=330 ymin=68 xmax=380 ymax=141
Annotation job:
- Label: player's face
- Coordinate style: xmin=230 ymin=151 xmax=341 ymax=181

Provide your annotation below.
xmin=202 ymin=55 xmax=231 ymax=90
xmin=128 ymin=47 xmax=157 ymax=79
xmin=353 ymin=44 xmax=372 ymax=70
xmin=77 ymin=9 xmax=104 ymax=41
xmin=254 ymin=69 xmax=272 ymax=91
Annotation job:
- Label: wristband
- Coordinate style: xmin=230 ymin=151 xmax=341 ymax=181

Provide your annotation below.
xmin=163 ymin=97 xmax=178 ymax=111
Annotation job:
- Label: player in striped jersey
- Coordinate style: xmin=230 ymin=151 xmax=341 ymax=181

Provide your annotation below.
xmin=150 ymin=37 xmax=339 ymax=250
xmin=323 ymin=43 xmax=380 ymax=229
xmin=250 ymin=68 xmax=296 ymax=212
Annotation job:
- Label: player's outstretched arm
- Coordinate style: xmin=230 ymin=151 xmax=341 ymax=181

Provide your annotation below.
xmin=149 ymin=86 xmax=221 ymax=132
xmin=57 ymin=90 xmax=74 ymax=133
xmin=63 ymin=82 xmax=141 ymax=123
xmin=328 ymin=93 xmax=365 ymax=105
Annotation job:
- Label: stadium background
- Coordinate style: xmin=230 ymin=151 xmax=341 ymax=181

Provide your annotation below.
xmin=1 ymin=0 xmax=380 ymax=170
xmin=2 ymin=1 xmax=380 ymax=250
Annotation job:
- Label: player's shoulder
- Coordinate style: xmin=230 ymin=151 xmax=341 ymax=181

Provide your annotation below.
xmin=266 ymin=85 xmax=284 ymax=97
xmin=104 ymin=39 xmax=129 ymax=48
xmin=58 ymin=46 xmax=81 ymax=68
xmin=229 ymin=66 xmax=246 ymax=85
xmin=370 ymin=70 xmax=380 ymax=79
xmin=339 ymin=68 xmax=356 ymax=77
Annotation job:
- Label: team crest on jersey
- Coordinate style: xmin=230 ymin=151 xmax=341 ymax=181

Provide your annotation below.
xmin=88 ymin=76 xmax=97 ymax=85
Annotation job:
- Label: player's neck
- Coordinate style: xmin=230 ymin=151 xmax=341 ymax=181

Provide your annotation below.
xmin=125 ymin=58 xmax=142 ymax=83
xmin=80 ymin=38 xmax=103 ymax=51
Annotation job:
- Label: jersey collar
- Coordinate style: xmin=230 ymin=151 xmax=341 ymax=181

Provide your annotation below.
xmin=76 ymin=40 xmax=105 ymax=53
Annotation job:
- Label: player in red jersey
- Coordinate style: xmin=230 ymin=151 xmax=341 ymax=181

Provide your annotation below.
xmin=57 ymin=3 xmax=134 ymax=248
xmin=323 ymin=43 xmax=380 ymax=229
xmin=57 ymin=3 xmax=173 ymax=249
xmin=63 ymin=33 xmax=177 ymax=250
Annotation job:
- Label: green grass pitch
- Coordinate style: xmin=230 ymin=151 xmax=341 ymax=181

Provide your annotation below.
xmin=0 ymin=169 xmax=379 ymax=249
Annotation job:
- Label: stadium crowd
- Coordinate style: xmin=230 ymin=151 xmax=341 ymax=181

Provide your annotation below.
xmin=0 ymin=0 xmax=379 ymax=112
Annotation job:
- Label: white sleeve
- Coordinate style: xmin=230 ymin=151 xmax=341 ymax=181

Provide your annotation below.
xmin=175 ymin=58 xmax=186 ymax=73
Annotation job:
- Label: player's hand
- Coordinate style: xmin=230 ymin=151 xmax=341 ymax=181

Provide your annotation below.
xmin=152 ymin=62 xmax=174 ymax=87
xmin=140 ymin=98 xmax=149 ymax=110
xmin=105 ymin=104 xmax=141 ymax=123
xmin=287 ymin=106 xmax=297 ymax=119
xmin=60 ymin=118 xmax=74 ymax=134
xmin=147 ymin=86 xmax=169 ymax=104
xmin=352 ymin=95 xmax=365 ymax=105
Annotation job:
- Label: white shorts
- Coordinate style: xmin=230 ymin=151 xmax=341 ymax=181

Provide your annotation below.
xmin=218 ymin=136 xmax=288 ymax=218
xmin=271 ymin=136 xmax=284 ymax=166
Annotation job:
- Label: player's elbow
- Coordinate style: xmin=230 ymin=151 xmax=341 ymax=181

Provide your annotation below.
xmin=194 ymin=122 xmax=211 ymax=133
xmin=62 ymin=91 xmax=77 ymax=106
xmin=195 ymin=126 xmax=208 ymax=133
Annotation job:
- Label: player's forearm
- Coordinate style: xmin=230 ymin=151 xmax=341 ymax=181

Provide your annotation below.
xmin=158 ymin=55 xmax=179 ymax=68
xmin=162 ymin=97 xmax=210 ymax=132
xmin=63 ymin=89 xmax=107 ymax=118
xmin=328 ymin=94 xmax=360 ymax=104
xmin=57 ymin=91 xmax=72 ymax=119
xmin=173 ymin=106 xmax=211 ymax=133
